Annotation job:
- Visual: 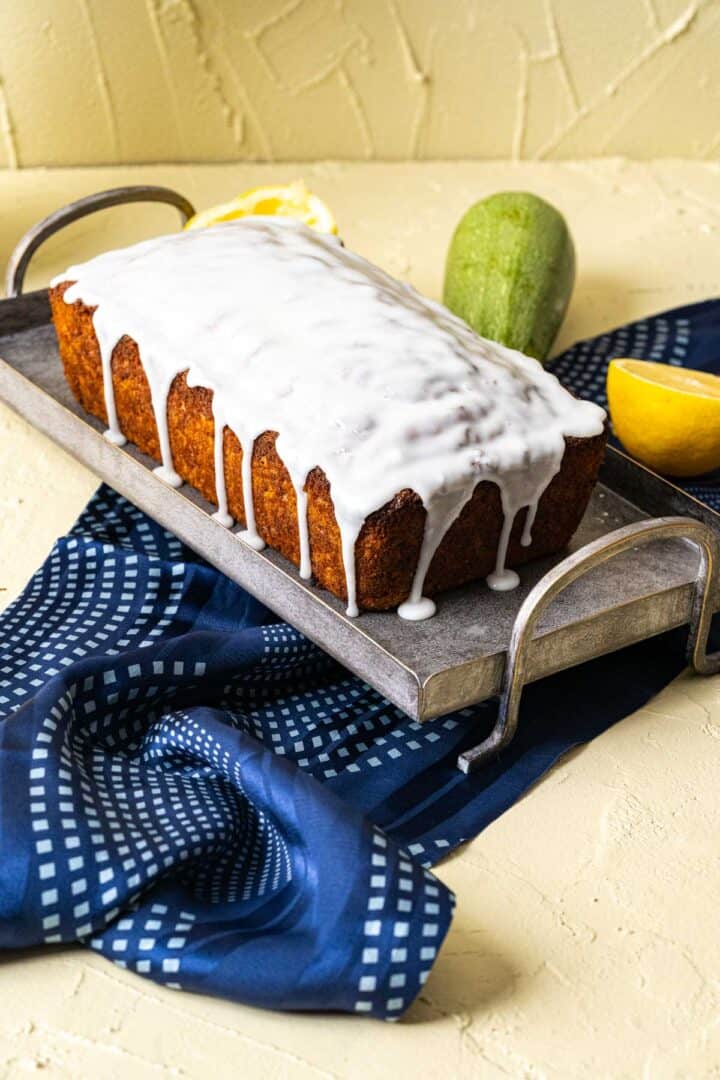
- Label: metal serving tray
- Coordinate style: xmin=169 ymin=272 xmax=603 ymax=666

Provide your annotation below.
xmin=1 ymin=187 xmax=718 ymax=773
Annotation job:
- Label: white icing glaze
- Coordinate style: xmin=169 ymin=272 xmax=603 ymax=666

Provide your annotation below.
xmin=210 ymin=403 xmax=233 ymax=528
xmin=293 ymin=483 xmax=312 ymax=580
xmin=53 ymin=218 xmax=606 ymax=619
xmin=397 ymin=596 xmax=437 ymax=621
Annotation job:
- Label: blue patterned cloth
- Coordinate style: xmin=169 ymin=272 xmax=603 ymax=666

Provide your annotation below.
xmin=0 ymin=301 xmax=717 ymax=1019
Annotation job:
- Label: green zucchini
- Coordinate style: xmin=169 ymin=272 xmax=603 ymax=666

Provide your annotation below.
xmin=442 ymin=191 xmax=575 ymax=363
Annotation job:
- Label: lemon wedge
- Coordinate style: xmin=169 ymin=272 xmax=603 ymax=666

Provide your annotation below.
xmin=607 ymin=358 xmax=720 ymax=477
xmin=184 ymin=180 xmax=337 ymax=235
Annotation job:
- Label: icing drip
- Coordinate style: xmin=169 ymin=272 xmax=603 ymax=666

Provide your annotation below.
xmin=486 ymin=507 xmax=521 ymax=592
xmin=398 ymin=479 xmax=477 ymax=621
xmin=293 ymin=484 xmax=312 ymax=580
xmin=211 ymin=405 xmax=233 ymax=527
xmin=239 ymin=527 xmax=266 ymax=552
xmin=54 ymin=219 xmax=606 ymax=619
xmin=397 ymin=596 xmax=437 ymax=622
xmin=340 ymin=525 xmax=360 ymax=619
xmin=149 ymin=372 xmax=181 ymax=487
xmin=94 ymin=322 xmax=126 ymax=446
xmin=486 ymin=456 xmax=562 ymax=592
xmin=237 ymin=431 xmax=266 ymax=551
xmin=521 ymin=500 xmax=538 ymax=548
xmin=153 ymin=465 xmax=182 ymax=488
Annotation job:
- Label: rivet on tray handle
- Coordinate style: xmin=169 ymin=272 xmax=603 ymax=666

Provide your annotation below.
xmin=458 ymin=515 xmax=720 ymax=775
xmin=5 ymin=185 xmax=197 ymax=299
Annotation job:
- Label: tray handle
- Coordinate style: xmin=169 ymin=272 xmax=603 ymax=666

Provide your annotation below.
xmin=458 ymin=515 xmax=720 ymax=775
xmin=5 ymin=185 xmax=197 ymax=298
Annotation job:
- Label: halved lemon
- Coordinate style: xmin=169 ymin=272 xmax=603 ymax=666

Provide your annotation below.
xmin=607 ymin=358 xmax=720 ymax=477
xmin=184 ymin=180 xmax=337 ymax=235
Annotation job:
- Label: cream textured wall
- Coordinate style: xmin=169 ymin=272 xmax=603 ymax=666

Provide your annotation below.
xmin=0 ymin=0 xmax=719 ymax=167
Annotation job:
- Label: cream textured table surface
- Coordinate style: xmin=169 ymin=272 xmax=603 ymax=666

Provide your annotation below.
xmin=0 ymin=160 xmax=719 ymax=1078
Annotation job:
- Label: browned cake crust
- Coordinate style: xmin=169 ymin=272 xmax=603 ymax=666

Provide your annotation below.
xmin=50 ymin=281 xmax=607 ymax=611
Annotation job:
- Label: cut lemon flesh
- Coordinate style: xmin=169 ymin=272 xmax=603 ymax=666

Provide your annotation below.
xmin=184 ymin=180 xmax=337 ymax=235
xmin=607 ymin=358 xmax=720 ymax=477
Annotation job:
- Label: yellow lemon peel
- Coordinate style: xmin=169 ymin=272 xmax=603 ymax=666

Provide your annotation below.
xmin=607 ymin=358 xmax=720 ymax=477
xmin=184 ymin=180 xmax=337 ymax=235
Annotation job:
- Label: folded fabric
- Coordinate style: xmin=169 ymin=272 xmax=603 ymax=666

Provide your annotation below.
xmin=0 ymin=300 xmax=717 ymax=1019
xmin=0 ymin=498 xmax=455 ymax=1018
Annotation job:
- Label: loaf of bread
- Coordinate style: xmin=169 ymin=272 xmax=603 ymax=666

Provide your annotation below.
xmin=50 ymin=220 xmax=607 ymax=618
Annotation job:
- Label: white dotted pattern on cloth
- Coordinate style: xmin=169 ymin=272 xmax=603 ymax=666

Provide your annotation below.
xmin=353 ymin=830 xmax=447 ymax=1018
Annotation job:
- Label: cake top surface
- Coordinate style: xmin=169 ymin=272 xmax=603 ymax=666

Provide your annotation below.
xmin=54 ymin=217 xmax=606 ymax=616
xmin=54 ymin=217 xmax=605 ymax=516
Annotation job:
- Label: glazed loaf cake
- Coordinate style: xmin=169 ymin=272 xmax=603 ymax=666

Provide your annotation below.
xmin=50 ymin=219 xmax=607 ymax=619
